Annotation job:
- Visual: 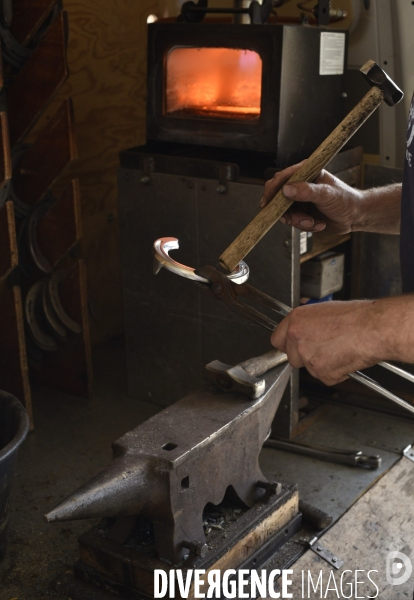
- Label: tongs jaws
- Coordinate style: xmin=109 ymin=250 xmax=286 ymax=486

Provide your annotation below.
xmin=195 ymin=264 xmax=291 ymax=331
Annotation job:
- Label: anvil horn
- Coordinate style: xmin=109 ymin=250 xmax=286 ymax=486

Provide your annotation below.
xmin=44 ymin=456 xmax=157 ymax=522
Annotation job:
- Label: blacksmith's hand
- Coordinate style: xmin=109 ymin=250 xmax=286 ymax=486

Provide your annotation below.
xmin=260 ymin=161 xmax=363 ymax=235
xmin=270 ymin=300 xmax=382 ymax=386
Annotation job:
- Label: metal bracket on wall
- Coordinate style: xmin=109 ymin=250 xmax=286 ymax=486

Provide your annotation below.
xmin=216 ymin=164 xmax=236 ymax=194
xmin=179 ymin=0 xmax=272 ymax=25
xmin=140 ymin=156 xmax=154 ymax=185
xmin=309 ymin=537 xmax=344 ymax=569
xmin=403 ymin=444 xmax=414 ymax=463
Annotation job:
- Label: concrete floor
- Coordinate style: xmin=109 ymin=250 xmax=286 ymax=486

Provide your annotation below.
xmin=1 ymin=337 xmax=413 ymax=599
xmin=0 ymin=337 xmax=159 ymax=600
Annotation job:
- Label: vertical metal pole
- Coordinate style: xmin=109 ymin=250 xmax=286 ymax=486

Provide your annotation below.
xmin=233 ymin=0 xmax=249 ymax=24
xmin=271 ymin=226 xmax=301 ymax=439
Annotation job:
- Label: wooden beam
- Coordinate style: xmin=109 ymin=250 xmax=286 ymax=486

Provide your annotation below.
xmin=0 ymin=112 xmax=12 ymax=185
xmin=36 ymin=179 xmax=82 ymax=269
xmin=13 ymin=98 xmax=77 ymax=208
xmin=0 ymin=286 xmax=33 ymax=427
xmin=0 ymin=111 xmax=14 ymax=280
xmin=7 ymin=10 xmax=68 ymax=147
xmin=0 ymin=45 xmax=3 ymax=90
xmin=0 ymin=202 xmax=18 ymax=281
xmin=9 ymin=0 xmax=60 ymax=46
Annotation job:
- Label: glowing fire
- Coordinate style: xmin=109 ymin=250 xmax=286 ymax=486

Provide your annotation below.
xmin=165 ymin=47 xmax=262 ymax=119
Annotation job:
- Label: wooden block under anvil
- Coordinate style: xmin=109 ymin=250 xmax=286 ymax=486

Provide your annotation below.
xmin=75 ymin=486 xmax=300 ymax=600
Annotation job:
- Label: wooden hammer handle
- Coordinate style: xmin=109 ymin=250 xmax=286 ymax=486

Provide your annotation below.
xmin=240 ymin=349 xmax=288 ymax=377
xmin=220 ymin=85 xmax=384 ymax=271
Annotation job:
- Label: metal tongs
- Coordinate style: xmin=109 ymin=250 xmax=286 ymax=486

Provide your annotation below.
xmin=153 ymin=237 xmax=414 ymax=416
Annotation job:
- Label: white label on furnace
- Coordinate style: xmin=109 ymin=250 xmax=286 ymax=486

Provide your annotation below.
xmin=319 ymin=32 xmax=346 ymax=75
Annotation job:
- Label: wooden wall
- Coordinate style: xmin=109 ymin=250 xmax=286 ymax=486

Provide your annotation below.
xmin=50 ymin=0 xmax=352 ymax=345
xmin=43 ymin=0 xmax=162 ymax=344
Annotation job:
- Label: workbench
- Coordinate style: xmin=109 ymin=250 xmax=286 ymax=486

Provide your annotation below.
xmin=265 ymin=457 xmax=414 ymax=599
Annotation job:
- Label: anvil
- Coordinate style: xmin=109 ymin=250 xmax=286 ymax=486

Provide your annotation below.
xmin=45 ymin=363 xmax=292 ymax=563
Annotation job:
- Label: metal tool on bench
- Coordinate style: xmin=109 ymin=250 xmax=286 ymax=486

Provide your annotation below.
xmin=153 ymin=237 xmax=414 ymax=416
xmin=264 ymin=438 xmax=381 ymax=469
xmin=219 ymin=59 xmax=404 ymax=271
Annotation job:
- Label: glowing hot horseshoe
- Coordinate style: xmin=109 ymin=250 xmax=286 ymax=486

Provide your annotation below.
xmin=153 ymin=237 xmax=249 ymax=285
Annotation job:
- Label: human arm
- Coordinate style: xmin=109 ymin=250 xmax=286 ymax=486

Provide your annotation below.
xmin=271 ymin=295 xmax=414 ymax=386
xmin=260 ymin=163 xmax=402 ymax=235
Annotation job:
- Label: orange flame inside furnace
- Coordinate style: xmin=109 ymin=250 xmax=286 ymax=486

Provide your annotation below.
xmin=165 ymin=47 xmax=262 ymax=119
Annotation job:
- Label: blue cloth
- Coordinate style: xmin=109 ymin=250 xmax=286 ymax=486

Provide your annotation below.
xmin=400 ymin=93 xmax=414 ymax=292
xmin=303 ymin=294 xmax=334 ymax=305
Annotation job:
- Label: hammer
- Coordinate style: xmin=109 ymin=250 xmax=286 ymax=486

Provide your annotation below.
xmin=220 ymin=59 xmax=404 ymax=271
xmin=205 ymin=348 xmax=288 ymax=398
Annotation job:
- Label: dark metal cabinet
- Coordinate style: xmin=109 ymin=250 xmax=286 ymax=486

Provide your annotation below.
xmin=118 ymin=155 xmax=300 ymax=437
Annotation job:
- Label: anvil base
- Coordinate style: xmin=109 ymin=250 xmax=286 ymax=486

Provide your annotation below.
xmin=74 ymin=484 xmax=299 ymax=600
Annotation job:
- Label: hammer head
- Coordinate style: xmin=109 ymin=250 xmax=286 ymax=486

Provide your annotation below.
xmin=205 ymin=360 xmax=266 ymax=399
xmin=360 ymin=59 xmax=403 ymax=107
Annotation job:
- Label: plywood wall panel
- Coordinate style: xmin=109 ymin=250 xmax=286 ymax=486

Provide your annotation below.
xmin=39 ymin=0 xmax=161 ymax=344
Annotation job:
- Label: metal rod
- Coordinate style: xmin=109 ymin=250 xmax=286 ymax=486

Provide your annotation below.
xmin=184 ymin=6 xmax=250 ymax=12
xmin=349 ymin=371 xmax=414 ymax=415
xmin=233 ymin=0 xmax=245 ymax=24
xmin=264 ymin=438 xmax=381 ymax=468
xmin=378 ymin=361 xmax=414 ymax=384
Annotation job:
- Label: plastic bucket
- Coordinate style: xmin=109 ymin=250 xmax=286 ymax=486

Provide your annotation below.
xmin=0 ymin=391 xmax=29 ymax=559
